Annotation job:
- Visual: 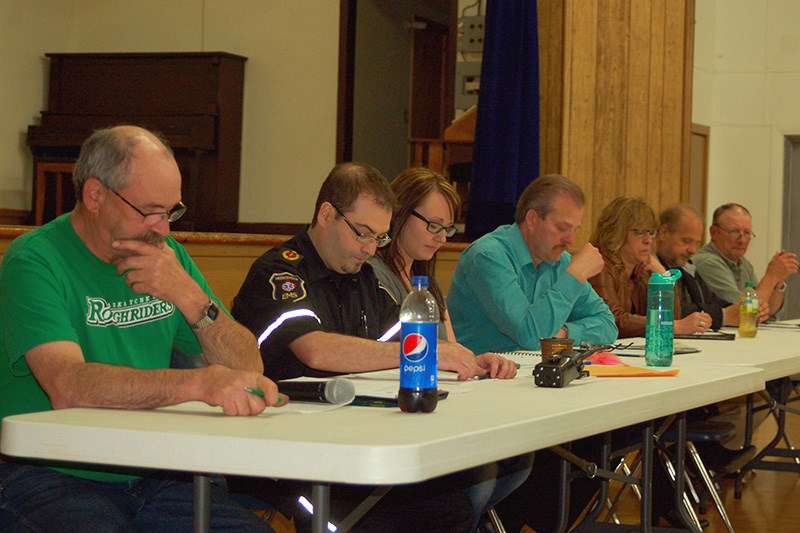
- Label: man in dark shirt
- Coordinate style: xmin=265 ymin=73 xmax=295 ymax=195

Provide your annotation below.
xmin=233 ymin=162 xmax=513 ymax=381
xmin=231 ymin=162 xmax=517 ymax=531
xmin=655 ymin=204 xmax=736 ymax=329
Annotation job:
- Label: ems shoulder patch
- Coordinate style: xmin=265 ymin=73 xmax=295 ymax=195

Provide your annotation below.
xmin=281 ymin=249 xmax=302 ymax=261
xmin=269 ymin=272 xmax=307 ymax=302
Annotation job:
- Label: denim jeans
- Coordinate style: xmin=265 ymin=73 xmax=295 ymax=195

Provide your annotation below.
xmin=462 ymin=453 xmax=535 ymax=532
xmin=0 ymin=463 xmax=272 ymax=532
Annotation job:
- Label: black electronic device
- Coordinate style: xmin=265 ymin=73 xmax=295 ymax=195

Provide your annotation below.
xmin=533 ymin=343 xmax=611 ymax=388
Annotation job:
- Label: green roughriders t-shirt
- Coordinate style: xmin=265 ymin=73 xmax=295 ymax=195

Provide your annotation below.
xmin=0 ymin=214 xmax=215 ymax=481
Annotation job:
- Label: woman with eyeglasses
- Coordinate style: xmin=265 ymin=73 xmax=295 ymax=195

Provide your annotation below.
xmin=588 ymin=196 xmax=712 ymax=337
xmin=370 ymin=167 xmax=532 ymax=531
xmin=371 ymin=167 xmax=460 ymax=341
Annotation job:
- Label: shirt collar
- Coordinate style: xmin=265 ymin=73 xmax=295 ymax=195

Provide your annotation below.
xmin=509 ymin=223 xmax=535 ymax=269
xmin=703 ymin=241 xmax=741 ymax=268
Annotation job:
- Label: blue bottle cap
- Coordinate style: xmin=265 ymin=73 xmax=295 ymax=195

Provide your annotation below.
xmin=411 ymin=275 xmax=429 ymax=288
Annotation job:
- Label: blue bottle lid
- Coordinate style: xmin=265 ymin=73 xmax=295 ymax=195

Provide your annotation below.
xmin=411 ymin=275 xmax=429 ymax=288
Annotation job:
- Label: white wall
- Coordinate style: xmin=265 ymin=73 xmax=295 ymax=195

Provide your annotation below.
xmin=693 ymin=0 xmax=800 ymax=277
xmin=0 ymin=0 xmax=340 ymax=224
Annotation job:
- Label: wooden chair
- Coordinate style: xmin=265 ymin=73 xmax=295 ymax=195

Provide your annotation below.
xmin=34 ymin=161 xmax=75 ymax=226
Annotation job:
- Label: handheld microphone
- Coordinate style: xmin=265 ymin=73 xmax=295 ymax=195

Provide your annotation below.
xmin=278 ymin=377 xmax=356 ymax=405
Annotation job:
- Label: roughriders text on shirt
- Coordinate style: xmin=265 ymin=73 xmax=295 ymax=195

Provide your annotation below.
xmin=85 ymin=296 xmax=175 ymax=327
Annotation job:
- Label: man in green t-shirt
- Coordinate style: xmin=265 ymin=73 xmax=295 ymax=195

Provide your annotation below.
xmin=0 ymin=126 xmax=280 ymax=531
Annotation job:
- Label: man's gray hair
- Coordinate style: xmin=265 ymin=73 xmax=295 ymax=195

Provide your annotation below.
xmin=72 ymin=126 xmax=173 ymax=201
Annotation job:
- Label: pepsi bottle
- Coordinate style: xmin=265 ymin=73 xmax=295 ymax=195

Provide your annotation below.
xmin=398 ymin=276 xmax=439 ymax=413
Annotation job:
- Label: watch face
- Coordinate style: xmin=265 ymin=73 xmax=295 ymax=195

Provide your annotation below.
xmin=207 ymin=303 xmax=220 ymax=320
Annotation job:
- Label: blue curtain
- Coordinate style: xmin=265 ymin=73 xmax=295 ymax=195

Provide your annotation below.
xmin=466 ymin=0 xmax=540 ymax=239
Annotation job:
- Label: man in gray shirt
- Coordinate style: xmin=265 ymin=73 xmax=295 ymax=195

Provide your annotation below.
xmin=693 ymin=203 xmax=798 ymax=316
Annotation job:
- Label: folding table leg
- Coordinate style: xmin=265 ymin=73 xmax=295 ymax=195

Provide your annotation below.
xmin=193 ymin=474 xmax=211 ymax=533
xmin=311 ymin=483 xmax=331 ymax=533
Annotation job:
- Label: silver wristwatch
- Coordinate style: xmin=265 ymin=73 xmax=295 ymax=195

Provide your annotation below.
xmin=190 ymin=301 xmax=220 ymax=330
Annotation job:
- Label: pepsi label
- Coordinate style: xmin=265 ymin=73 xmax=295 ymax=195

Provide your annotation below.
xmin=399 ymin=322 xmax=438 ymax=389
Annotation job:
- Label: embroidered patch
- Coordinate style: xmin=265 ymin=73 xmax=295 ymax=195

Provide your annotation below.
xmin=269 ymin=272 xmax=307 ymax=302
xmin=281 ymin=249 xmax=301 ymax=261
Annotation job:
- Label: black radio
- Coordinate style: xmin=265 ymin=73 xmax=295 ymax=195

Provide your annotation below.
xmin=533 ymin=344 xmax=611 ymax=388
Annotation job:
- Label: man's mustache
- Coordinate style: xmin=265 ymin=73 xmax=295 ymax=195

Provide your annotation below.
xmin=141 ymin=232 xmax=165 ymax=246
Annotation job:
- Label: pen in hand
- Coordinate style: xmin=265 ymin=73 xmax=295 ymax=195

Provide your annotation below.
xmin=244 ymin=386 xmax=286 ymax=405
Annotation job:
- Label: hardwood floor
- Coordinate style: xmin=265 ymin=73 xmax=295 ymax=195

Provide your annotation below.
xmin=609 ymin=396 xmax=800 ymax=532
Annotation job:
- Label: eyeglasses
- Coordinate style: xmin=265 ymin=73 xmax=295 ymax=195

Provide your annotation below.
xmin=410 ymin=210 xmax=458 ymax=238
xmin=630 ymin=228 xmax=658 ymax=238
xmin=111 ymin=189 xmax=187 ymax=224
xmin=713 ymin=224 xmax=756 ymax=240
xmin=332 ymin=205 xmax=391 ymax=248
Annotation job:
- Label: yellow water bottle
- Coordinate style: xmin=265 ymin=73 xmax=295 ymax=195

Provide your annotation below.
xmin=738 ymin=282 xmax=758 ymax=338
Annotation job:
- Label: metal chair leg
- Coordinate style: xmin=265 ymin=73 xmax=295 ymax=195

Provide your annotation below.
xmin=486 ymin=507 xmax=507 ymax=533
xmin=686 ymin=441 xmax=735 ymax=533
xmin=659 ymin=448 xmax=703 ymax=531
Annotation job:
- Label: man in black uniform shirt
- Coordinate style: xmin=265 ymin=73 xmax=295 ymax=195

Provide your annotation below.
xmin=231 ymin=162 xmax=517 ymax=532
xmin=233 ymin=162 xmax=512 ymax=381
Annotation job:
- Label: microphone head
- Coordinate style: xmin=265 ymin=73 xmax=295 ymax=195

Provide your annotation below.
xmin=324 ymin=377 xmax=356 ymax=405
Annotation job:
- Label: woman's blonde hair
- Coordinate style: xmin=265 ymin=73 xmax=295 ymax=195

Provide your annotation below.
xmin=590 ymin=197 xmax=656 ymax=272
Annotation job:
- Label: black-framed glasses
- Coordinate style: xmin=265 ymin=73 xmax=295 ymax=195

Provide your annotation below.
xmin=111 ymin=189 xmax=187 ymax=224
xmin=410 ymin=210 xmax=458 ymax=238
xmin=332 ymin=205 xmax=391 ymax=248
xmin=713 ymin=224 xmax=755 ymax=240
xmin=630 ymin=228 xmax=658 ymax=238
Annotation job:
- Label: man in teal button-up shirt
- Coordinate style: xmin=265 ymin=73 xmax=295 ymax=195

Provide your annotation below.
xmin=448 ymin=174 xmax=617 ymax=353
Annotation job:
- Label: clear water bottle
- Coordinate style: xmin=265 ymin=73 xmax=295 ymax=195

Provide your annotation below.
xmin=645 ymin=269 xmax=682 ymax=367
xmin=398 ymin=275 xmax=439 ymax=413
xmin=738 ymin=281 xmax=759 ymax=338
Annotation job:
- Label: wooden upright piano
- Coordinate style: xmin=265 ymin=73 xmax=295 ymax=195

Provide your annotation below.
xmin=27 ymin=52 xmax=246 ymax=231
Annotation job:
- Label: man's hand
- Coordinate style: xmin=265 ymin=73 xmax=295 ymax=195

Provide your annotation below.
xmin=566 ymin=242 xmax=605 ymax=283
xmin=475 ymin=353 xmax=517 ymax=379
xmin=765 ymin=251 xmax=799 ymax=283
xmin=200 ymin=365 xmax=285 ymax=416
xmin=112 ymin=239 xmax=198 ymax=305
xmin=674 ymin=311 xmax=713 ymax=334
xmin=757 ymin=300 xmax=771 ymax=323
xmin=439 ymin=342 xmax=484 ymax=380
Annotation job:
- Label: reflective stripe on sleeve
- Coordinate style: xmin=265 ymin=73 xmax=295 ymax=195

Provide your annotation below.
xmin=258 ymin=309 xmax=322 ymax=346
xmin=377 ymin=321 xmax=401 ymax=342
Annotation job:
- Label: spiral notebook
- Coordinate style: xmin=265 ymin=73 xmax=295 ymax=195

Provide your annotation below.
xmin=495 ymin=350 xmax=542 ymax=368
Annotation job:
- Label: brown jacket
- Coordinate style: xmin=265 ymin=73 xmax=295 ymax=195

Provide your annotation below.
xmin=588 ymin=258 xmax=681 ymax=338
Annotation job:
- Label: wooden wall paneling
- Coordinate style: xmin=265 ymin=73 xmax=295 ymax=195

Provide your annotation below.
xmin=537 ymin=0 xmax=565 ymax=176
xmin=538 ymin=0 xmax=692 ymax=243
xmin=644 ymin=0 xmax=667 ymax=211
xmin=564 ymin=0 xmax=600 ymax=244
xmin=660 ymin=2 xmax=688 ymax=209
xmin=681 ymin=1 xmax=697 ymax=208
xmin=593 ymin=0 xmax=629 ymax=217
xmin=623 ymin=0 xmax=652 ymax=199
